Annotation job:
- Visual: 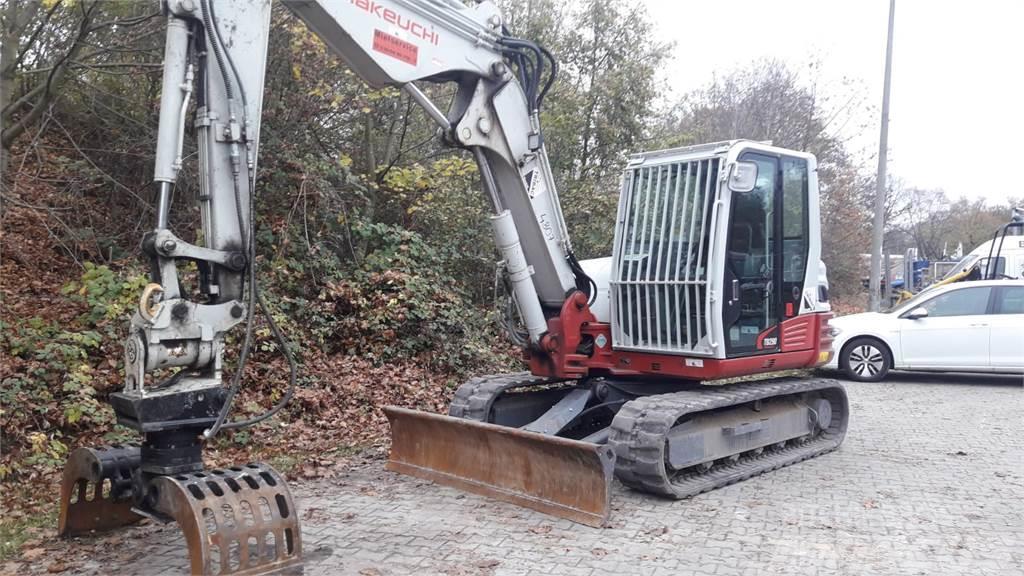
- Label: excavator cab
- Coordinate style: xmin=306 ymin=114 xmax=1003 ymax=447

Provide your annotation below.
xmin=610 ymin=141 xmax=830 ymax=364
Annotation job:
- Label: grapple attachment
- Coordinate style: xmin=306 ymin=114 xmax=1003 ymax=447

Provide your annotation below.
xmin=59 ymin=447 xmax=301 ymax=576
xmin=383 ymin=406 xmax=615 ymax=527
xmin=58 ymin=446 xmax=143 ymax=535
xmin=150 ymin=464 xmax=302 ymax=575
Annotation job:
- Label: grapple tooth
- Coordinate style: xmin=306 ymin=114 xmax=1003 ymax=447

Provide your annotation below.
xmin=58 ymin=446 xmax=143 ymax=536
xmin=151 ymin=463 xmax=302 ymax=576
xmin=384 ymin=406 xmax=615 ymax=527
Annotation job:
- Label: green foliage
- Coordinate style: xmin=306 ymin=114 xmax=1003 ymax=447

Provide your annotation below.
xmin=1 ymin=316 xmax=113 ymax=435
xmin=0 ymin=509 xmax=57 ymax=562
xmin=0 ymin=265 xmax=143 ymax=481
xmin=310 ymin=222 xmax=504 ymax=373
xmin=61 ymin=262 xmax=149 ymax=323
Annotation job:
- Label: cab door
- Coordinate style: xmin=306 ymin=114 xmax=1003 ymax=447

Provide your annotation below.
xmin=989 ymin=285 xmax=1024 ymax=372
xmin=722 ymin=153 xmax=779 ymax=356
xmin=721 ymin=153 xmax=810 ymax=357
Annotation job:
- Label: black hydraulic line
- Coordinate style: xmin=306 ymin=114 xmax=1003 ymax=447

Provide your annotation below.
xmin=200 ymin=0 xmax=297 ymax=439
xmin=507 ymin=48 xmax=535 ymax=109
xmin=496 ymin=42 xmax=536 ymax=108
xmin=206 ymin=0 xmax=247 ymax=110
xmin=500 ymin=38 xmax=545 ymax=111
xmin=220 ymin=136 xmax=297 ymax=431
xmin=537 ymin=44 xmax=558 ymax=108
xmin=198 ymin=0 xmax=232 ymax=102
xmin=566 ymin=251 xmax=597 ymax=306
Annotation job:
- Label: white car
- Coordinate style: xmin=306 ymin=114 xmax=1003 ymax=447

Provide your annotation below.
xmin=826 ymin=280 xmax=1024 ymax=381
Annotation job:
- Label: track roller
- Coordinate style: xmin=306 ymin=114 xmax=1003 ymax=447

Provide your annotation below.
xmin=610 ymin=377 xmax=849 ymax=499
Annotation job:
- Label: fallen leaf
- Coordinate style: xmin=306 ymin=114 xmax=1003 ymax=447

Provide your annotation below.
xmin=46 ymin=562 xmax=69 ymax=573
xmin=591 ymin=548 xmax=608 ymax=557
xmin=475 ymin=559 xmax=500 ymax=568
xmin=863 ymin=499 xmax=879 ymax=509
xmin=22 ymin=548 xmax=46 ymax=560
xmin=529 ymin=525 xmax=552 ymax=534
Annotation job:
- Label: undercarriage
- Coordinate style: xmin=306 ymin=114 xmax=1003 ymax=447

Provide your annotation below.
xmin=386 ymin=373 xmax=848 ymax=526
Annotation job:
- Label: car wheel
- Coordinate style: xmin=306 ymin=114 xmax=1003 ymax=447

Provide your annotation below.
xmin=840 ymin=337 xmax=891 ymax=382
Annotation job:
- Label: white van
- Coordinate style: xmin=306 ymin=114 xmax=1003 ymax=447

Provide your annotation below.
xmin=941 ymin=236 xmax=1024 ymax=281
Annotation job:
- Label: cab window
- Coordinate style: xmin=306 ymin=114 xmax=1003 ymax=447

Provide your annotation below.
xmin=781 ymin=157 xmax=808 ymax=317
xmin=978 ymin=257 xmax=1005 ymax=278
xmin=913 ymin=287 xmax=991 ymax=318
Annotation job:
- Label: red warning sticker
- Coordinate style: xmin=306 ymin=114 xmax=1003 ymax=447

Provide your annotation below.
xmin=372 ymin=29 xmax=418 ymax=66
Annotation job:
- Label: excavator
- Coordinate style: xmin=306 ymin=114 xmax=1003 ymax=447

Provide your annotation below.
xmin=56 ymin=1 xmax=849 ymax=574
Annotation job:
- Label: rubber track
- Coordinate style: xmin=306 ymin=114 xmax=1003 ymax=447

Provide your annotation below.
xmin=448 ymin=372 xmax=565 ymax=421
xmin=608 ymin=377 xmax=849 ymax=499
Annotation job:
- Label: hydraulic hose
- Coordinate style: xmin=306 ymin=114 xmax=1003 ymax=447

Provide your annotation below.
xmin=200 ymin=0 xmax=297 ymax=439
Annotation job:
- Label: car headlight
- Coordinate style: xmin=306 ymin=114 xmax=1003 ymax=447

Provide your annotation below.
xmin=828 ymin=326 xmax=842 ymax=338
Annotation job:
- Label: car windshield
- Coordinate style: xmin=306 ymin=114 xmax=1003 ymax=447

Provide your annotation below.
xmin=942 ymin=254 xmax=979 ymax=280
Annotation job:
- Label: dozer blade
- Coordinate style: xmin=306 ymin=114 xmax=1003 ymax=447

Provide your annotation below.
xmin=384 ymin=406 xmax=615 ymax=527
xmin=59 ymin=446 xmax=143 ymax=536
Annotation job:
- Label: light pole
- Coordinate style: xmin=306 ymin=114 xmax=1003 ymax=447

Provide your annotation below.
xmin=869 ymin=0 xmax=895 ymax=311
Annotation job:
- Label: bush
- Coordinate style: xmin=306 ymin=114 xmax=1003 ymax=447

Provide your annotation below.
xmin=1 ymin=264 xmax=145 ymax=481
xmin=309 ymin=222 xmax=508 ymax=373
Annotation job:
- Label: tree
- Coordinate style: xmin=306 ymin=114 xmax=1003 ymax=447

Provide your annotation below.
xmin=498 ymin=0 xmax=670 ymax=258
xmin=1 ymin=1 xmax=163 ymax=187
xmin=654 ymin=59 xmax=875 ymax=297
xmin=895 ymin=186 xmax=1019 ymax=260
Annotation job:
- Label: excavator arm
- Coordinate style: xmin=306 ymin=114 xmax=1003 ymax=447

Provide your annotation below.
xmin=59 ymin=1 xmax=606 ymax=574
xmin=131 ymin=0 xmax=584 ymax=416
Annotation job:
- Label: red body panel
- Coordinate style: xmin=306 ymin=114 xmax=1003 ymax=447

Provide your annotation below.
xmin=781 ymin=313 xmax=815 ymax=351
xmin=528 ymin=294 xmax=834 ymax=382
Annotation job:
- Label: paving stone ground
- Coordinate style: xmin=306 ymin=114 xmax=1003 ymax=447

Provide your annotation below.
xmin=27 ymin=373 xmax=1024 ymax=575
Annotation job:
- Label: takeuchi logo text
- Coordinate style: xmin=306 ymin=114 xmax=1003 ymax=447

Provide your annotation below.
xmin=351 ymin=0 xmax=439 ymax=45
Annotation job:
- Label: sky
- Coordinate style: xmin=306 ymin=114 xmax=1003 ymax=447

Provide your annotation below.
xmin=644 ymin=0 xmax=1024 ymax=206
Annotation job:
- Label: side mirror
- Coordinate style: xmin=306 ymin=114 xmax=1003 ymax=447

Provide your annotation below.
xmin=729 ymin=161 xmax=758 ymax=193
xmin=905 ymin=307 xmax=929 ymax=320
